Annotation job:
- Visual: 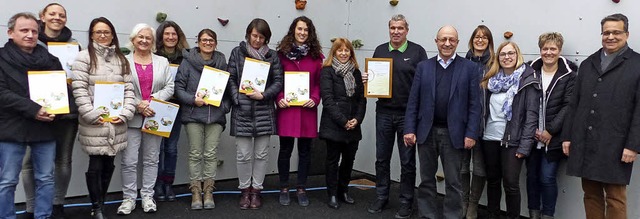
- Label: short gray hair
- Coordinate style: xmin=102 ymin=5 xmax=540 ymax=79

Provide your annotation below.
xmin=389 ymin=14 xmax=408 ymax=29
xmin=128 ymin=23 xmax=156 ymax=52
xmin=7 ymin=12 xmax=38 ymax=31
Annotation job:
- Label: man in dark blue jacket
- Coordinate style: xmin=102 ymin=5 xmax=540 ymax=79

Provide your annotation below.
xmin=403 ymin=25 xmax=481 ymax=219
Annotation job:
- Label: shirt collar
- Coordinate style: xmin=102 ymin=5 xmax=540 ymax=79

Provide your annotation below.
xmin=437 ymin=53 xmax=457 ymax=69
xmin=388 ymin=40 xmax=408 ymax=53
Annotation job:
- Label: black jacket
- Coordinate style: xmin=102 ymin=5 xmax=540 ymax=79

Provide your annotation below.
xmin=563 ymin=48 xmax=640 ymax=185
xmin=483 ymin=64 xmax=541 ymax=156
xmin=529 ymin=56 xmax=576 ymax=161
xmin=227 ymin=42 xmax=283 ymax=136
xmin=319 ymin=66 xmax=367 ymax=143
xmin=174 ymin=47 xmax=230 ymax=125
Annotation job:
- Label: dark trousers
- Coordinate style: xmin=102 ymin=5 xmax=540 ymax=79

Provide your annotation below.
xmin=158 ymin=110 xmax=182 ymax=183
xmin=374 ymin=113 xmax=416 ymax=204
xmin=86 ymin=155 xmax=115 ymax=203
xmin=324 ymin=139 xmax=358 ymax=196
xmin=278 ymin=137 xmax=312 ymax=188
xmin=482 ymin=140 xmax=524 ymax=218
xmin=526 ymin=148 xmax=560 ymax=216
xmin=417 ymin=127 xmax=463 ymax=219
xmin=582 ymin=178 xmax=627 ymax=219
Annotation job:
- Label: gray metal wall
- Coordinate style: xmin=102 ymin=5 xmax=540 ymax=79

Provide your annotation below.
xmin=2 ymin=0 xmax=639 ymax=218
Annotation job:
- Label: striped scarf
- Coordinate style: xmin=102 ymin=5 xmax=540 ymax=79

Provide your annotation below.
xmin=245 ymin=42 xmax=270 ymax=61
xmin=331 ymin=57 xmax=356 ymax=97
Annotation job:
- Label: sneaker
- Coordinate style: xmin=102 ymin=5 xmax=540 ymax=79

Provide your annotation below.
xmin=394 ymin=203 xmax=412 ymax=219
xmin=117 ymin=198 xmax=136 ymax=215
xmin=367 ymin=199 xmax=388 ymax=214
xmin=142 ymin=196 xmax=157 ymax=213
xmin=279 ymin=188 xmax=290 ymax=206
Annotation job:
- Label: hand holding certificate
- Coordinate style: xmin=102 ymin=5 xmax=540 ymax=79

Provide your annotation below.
xmin=284 ymin=71 xmax=310 ymax=106
xmin=364 ymin=58 xmax=393 ymax=98
xmin=28 ymin=71 xmax=70 ymax=114
xmin=141 ymin=99 xmax=180 ymax=137
xmin=93 ymin=81 xmax=125 ymax=122
xmin=195 ymin=66 xmax=230 ymax=107
xmin=239 ymin=58 xmax=270 ymax=94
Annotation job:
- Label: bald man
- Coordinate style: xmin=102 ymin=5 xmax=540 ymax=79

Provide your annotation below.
xmin=403 ymin=26 xmax=481 ymax=219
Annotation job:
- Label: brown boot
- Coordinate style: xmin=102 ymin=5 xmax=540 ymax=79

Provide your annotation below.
xmin=203 ymin=179 xmax=216 ymax=209
xmin=190 ymin=180 xmax=203 ymax=210
xmin=239 ymin=187 xmax=251 ymax=209
xmin=249 ymin=187 xmax=262 ymax=209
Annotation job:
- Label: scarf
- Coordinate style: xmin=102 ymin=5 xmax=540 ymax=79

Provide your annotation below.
xmin=157 ymin=48 xmax=184 ymax=64
xmin=487 ymin=64 xmax=526 ymax=121
xmin=331 ymin=56 xmax=356 ymax=97
xmin=285 ymin=43 xmax=309 ymax=61
xmin=93 ymin=42 xmax=116 ymax=62
xmin=244 ymin=41 xmax=270 ymax=61
xmin=185 ymin=47 xmax=219 ymax=72
xmin=37 ymin=20 xmax=72 ymax=44
xmin=1 ymin=40 xmax=61 ymax=71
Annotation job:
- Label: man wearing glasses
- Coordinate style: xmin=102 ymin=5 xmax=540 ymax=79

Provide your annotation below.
xmin=562 ymin=13 xmax=640 ymax=218
xmin=403 ymin=25 xmax=481 ymax=219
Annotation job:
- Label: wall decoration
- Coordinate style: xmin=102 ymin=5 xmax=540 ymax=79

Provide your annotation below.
xmin=352 ymin=39 xmax=364 ymax=49
xmin=390 ymin=0 xmax=399 ymax=6
xmin=156 ymin=12 xmax=167 ymax=23
xmin=295 ymin=0 xmax=307 ymax=10
xmin=503 ymin=31 xmax=513 ymax=39
xmin=218 ymin=18 xmax=229 ymax=26
xmin=613 ymin=0 xmax=620 ymax=3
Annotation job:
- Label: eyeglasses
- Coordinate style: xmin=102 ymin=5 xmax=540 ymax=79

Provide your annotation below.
xmin=436 ymin=37 xmax=458 ymax=44
xmin=601 ymin=30 xmax=626 ymax=37
xmin=199 ymin=39 xmax=216 ymax=44
xmin=93 ymin=31 xmax=112 ymax=36
xmin=474 ymin=36 xmax=488 ymax=41
xmin=498 ymin=51 xmax=517 ymax=58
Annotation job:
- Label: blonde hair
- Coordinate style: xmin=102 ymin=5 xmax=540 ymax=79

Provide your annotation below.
xmin=538 ymin=32 xmax=564 ymax=49
xmin=128 ymin=23 xmax=156 ymax=52
xmin=323 ymin=38 xmax=359 ymax=69
xmin=481 ymin=41 xmax=525 ymax=88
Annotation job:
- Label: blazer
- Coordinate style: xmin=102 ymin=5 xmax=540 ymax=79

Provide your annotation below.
xmin=404 ymin=56 xmax=482 ymax=149
xmin=125 ymin=53 xmax=174 ymax=128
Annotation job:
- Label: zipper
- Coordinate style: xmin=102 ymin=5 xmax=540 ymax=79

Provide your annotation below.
xmin=541 ymin=71 xmax=571 ymax=153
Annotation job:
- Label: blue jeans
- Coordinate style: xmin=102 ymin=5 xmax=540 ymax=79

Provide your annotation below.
xmin=374 ymin=113 xmax=416 ymax=204
xmin=158 ymin=111 xmax=181 ymax=183
xmin=0 ymin=141 xmax=55 ymax=219
xmin=526 ymin=148 xmax=560 ymax=216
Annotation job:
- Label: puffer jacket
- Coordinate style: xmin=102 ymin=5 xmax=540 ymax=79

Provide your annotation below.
xmin=227 ymin=41 xmax=283 ymax=136
xmin=175 ymin=47 xmax=230 ymax=125
xmin=482 ymin=64 xmax=541 ymax=156
xmin=318 ymin=66 xmax=367 ymax=143
xmin=529 ymin=56 xmax=576 ymax=161
xmin=71 ymin=43 xmax=136 ymax=156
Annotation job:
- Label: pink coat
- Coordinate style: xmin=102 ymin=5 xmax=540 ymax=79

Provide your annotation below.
xmin=276 ymin=53 xmax=324 ymax=138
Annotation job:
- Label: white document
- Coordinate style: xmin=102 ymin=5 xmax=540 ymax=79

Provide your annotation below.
xmin=169 ymin=64 xmax=179 ymax=81
xmin=195 ymin=66 xmax=230 ymax=107
xmin=141 ymin=98 xmax=180 ymax=137
xmin=284 ymin=71 xmax=310 ymax=106
xmin=93 ymin=81 xmax=125 ymax=122
xmin=28 ymin=71 xmax=69 ymax=114
xmin=239 ymin=58 xmax=270 ymax=94
xmin=47 ymin=42 xmax=80 ymax=81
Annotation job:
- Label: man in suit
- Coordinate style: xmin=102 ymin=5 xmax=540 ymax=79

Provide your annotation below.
xmin=403 ymin=25 xmax=481 ymax=219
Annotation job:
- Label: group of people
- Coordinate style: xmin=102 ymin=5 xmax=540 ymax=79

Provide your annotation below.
xmin=0 ymin=3 xmax=638 ymax=219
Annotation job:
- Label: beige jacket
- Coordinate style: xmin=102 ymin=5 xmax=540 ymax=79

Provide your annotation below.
xmin=71 ymin=43 xmax=136 ymax=156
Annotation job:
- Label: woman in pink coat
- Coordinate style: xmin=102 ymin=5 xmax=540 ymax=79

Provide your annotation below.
xmin=275 ymin=16 xmax=323 ymax=207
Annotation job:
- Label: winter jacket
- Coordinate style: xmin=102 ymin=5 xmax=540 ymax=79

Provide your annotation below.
xmin=275 ymin=52 xmax=323 ymax=138
xmin=174 ymin=48 xmax=230 ymax=125
xmin=482 ymin=64 xmax=541 ymax=156
xmin=529 ymin=56 xmax=576 ymax=161
xmin=125 ymin=53 xmax=174 ymax=128
xmin=71 ymin=43 xmax=136 ymax=156
xmin=319 ymin=66 xmax=367 ymax=143
xmin=227 ymin=42 xmax=283 ymax=136
xmin=563 ymin=47 xmax=640 ymax=185
xmin=0 ymin=41 xmax=62 ymax=143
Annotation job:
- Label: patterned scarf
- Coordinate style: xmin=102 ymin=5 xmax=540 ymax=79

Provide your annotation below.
xmin=245 ymin=41 xmax=270 ymax=61
xmin=487 ymin=64 xmax=526 ymax=121
xmin=331 ymin=56 xmax=356 ymax=97
xmin=285 ymin=43 xmax=309 ymax=61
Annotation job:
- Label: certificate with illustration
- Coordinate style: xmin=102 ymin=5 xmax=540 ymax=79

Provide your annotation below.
xmin=239 ymin=58 xmax=270 ymax=94
xmin=93 ymin=81 xmax=125 ymax=122
xmin=284 ymin=71 xmax=310 ymax=106
xmin=169 ymin=64 xmax=179 ymax=80
xmin=47 ymin=42 xmax=79 ymax=83
xmin=28 ymin=71 xmax=70 ymax=114
xmin=195 ymin=66 xmax=230 ymax=107
xmin=364 ymin=58 xmax=393 ymax=98
xmin=141 ymin=98 xmax=180 ymax=137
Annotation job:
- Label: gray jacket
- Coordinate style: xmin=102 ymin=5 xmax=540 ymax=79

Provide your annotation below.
xmin=125 ymin=53 xmax=174 ymax=128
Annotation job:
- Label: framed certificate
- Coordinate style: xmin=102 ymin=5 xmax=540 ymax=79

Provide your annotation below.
xmin=239 ymin=58 xmax=270 ymax=94
xmin=93 ymin=81 xmax=125 ymax=122
xmin=141 ymin=98 xmax=180 ymax=137
xmin=284 ymin=71 xmax=310 ymax=106
xmin=47 ymin=42 xmax=79 ymax=83
xmin=28 ymin=71 xmax=70 ymax=114
xmin=195 ymin=66 xmax=230 ymax=107
xmin=168 ymin=64 xmax=179 ymax=80
xmin=364 ymin=58 xmax=393 ymax=98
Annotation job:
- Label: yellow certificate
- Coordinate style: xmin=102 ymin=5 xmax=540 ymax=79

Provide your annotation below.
xmin=195 ymin=66 xmax=230 ymax=107
xmin=28 ymin=71 xmax=70 ymax=114
xmin=364 ymin=58 xmax=393 ymax=98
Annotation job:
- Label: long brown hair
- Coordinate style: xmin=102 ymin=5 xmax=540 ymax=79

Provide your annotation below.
xmin=155 ymin=21 xmax=189 ymax=53
xmin=87 ymin=17 xmax=130 ymax=74
xmin=276 ymin=16 xmax=322 ymax=59
xmin=480 ymin=41 xmax=524 ymax=88
xmin=323 ymin=38 xmax=358 ymax=69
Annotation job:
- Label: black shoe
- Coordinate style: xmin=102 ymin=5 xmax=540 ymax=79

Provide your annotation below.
xmin=394 ymin=203 xmax=412 ymax=219
xmin=154 ymin=181 xmax=166 ymax=202
xmin=164 ymin=183 xmax=176 ymax=201
xmin=296 ymin=188 xmax=309 ymax=207
xmin=24 ymin=212 xmax=34 ymax=219
xmin=327 ymin=196 xmax=340 ymax=209
xmin=367 ymin=199 xmax=388 ymax=213
xmin=338 ymin=193 xmax=355 ymax=204
xmin=279 ymin=188 xmax=290 ymax=206
xmin=51 ymin=204 xmax=65 ymax=219
xmin=90 ymin=207 xmax=106 ymax=219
